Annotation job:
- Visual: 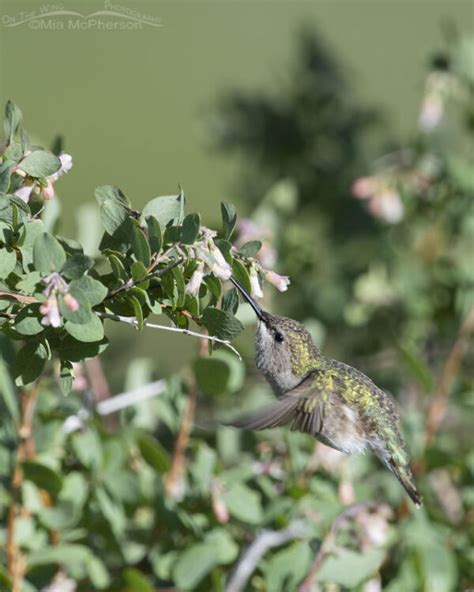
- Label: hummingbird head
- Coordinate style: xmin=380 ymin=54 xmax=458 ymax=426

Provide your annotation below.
xmin=230 ymin=277 xmax=321 ymax=395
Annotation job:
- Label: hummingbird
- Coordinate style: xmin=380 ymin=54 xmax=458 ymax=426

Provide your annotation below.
xmin=228 ymin=277 xmax=422 ymax=508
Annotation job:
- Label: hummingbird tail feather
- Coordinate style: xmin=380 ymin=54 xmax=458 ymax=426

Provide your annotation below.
xmin=387 ymin=457 xmax=422 ymax=508
xmin=224 ymin=396 xmax=300 ymax=431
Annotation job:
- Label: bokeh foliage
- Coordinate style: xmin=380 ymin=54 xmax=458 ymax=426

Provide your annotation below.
xmin=0 ymin=27 xmax=473 ymax=592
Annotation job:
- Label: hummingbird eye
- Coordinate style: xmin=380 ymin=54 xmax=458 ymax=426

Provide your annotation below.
xmin=274 ymin=331 xmax=284 ymax=343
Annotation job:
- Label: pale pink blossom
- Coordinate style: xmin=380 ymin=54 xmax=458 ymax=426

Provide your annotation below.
xmin=419 ymin=94 xmax=444 ymax=131
xmin=211 ymin=480 xmax=229 ymax=524
xmin=41 ymin=153 xmax=73 ymax=200
xmin=42 ymin=178 xmax=55 ymax=200
xmin=264 ymin=270 xmax=290 ymax=292
xmin=351 ymin=176 xmax=377 ymax=199
xmin=72 ymin=362 xmax=88 ymax=391
xmin=14 ymin=181 xmax=35 ymax=202
xmin=63 ymin=292 xmax=80 ymax=312
xmin=249 ymin=267 xmax=263 ymax=299
xmin=186 ymin=262 xmax=205 ymax=296
xmin=207 ymin=243 xmax=232 ymax=280
xmin=40 ymin=294 xmax=62 ymax=327
xmin=368 ymin=189 xmax=404 ymax=223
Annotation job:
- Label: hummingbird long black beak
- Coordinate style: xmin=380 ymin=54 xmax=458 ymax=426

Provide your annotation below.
xmin=230 ymin=276 xmax=266 ymax=322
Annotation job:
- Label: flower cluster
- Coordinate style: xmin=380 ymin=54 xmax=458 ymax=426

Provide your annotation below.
xmin=185 ymin=225 xmax=290 ymax=299
xmin=40 ymin=272 xmax=79 ymax=327
xmin=14 ymin=152 xmax=73 ymax=203
xmin=352 ymin=153 xmax=441 ymax=224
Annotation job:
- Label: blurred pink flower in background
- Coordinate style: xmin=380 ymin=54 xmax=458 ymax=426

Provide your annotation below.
xmin=352 ymin=176 xmax=404 ymax=224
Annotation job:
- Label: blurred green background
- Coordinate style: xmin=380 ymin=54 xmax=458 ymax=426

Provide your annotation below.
xmin=1 ymin=0 xmax=471 ymax=383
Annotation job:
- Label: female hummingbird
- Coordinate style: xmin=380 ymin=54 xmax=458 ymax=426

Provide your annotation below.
xmin=229 ymin=277 xmax=422 ymax=507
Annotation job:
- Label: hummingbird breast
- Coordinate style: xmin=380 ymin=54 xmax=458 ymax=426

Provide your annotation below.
xmin=317 ymin=401 xmax=371 ymax=455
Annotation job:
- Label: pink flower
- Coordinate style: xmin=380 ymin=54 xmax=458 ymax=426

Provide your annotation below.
xmin=351 ymin=176 xmax=377 ymax=199
xmin=40 ymin=294 xmax=62 ymax=327
xmin=264 ymin=270 xmax=290 ymax=292
xmin=186 ymin=262 xmax=205 ymax=296
xmin=249 ymin=267 xmax=263 ymax=299
xmin=14 ymin=181 xmax=35 ymax=203
xmin=368 ymin=189 xmax=404 ymax=223
xmin=42 ymin=178 xmax=55 ymax=200
xmin=207 ymin=243 xmax=232 ymax=280
xmin=63 ymin=292 xmax=80 ymax=312
xmin=51 ymin=153 xmax=73 ymax=182
xmin=211 ymin=480 xmax=229 ymax=524
xmin=41 ymin=153 xmax=73 ymax=200
xmin=72 ymin=362 xmax=88 ymax=391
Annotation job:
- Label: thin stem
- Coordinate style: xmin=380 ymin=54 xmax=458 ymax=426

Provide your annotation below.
xmin=7 ymin=385 xmax=39 ymax=592
xmin=424 ymin=304 xmax=474 ymax=448
xmin=226 ymin=520 xmax=309 ymax=592
xmin=165 ymin=383 xmax=197 ymax=500
xmin=98 ymin=312 xmax=241 ymax=360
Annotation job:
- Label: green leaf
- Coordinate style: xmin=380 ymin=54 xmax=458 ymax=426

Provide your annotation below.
xmin=181 ymin=212 xmax=201 ymax=244
xmin=231 ymin=259 xmax=251 ymax=294
xmin=201 ymin=307 xmax=244 ymax=340
xmin=141 ymin=194 xmax=183 ymax=227
xmin=99 ymin=198 xmax=128 ymax=236
xmin=62 ymin=253 xmax=94 ymax=279
xmin=172 ymin=266 xmax=186 ymax=308
xmin=204 ymin=528 xmax=239 ymax=565
xmin=95 ymin=185 xmax=130 ymax=207
xmin=123 ymin=568 xmax=154 ymax=592
xmin=222 ymin=288 xmax=239 ymax=314
xmin=137 ymin=433 xmax=170 ymax=473
xmin=131 ymin=223 xmax=151 ymax=266
xmin=22 ymin=460 xmax=63 ymax=499
xmin=15 ymin=341 xmax=48 ymax=385
xmin=14 ymin=305 xmax=44 ymax=336
xmin=108 ymin=253 xmax=128 ymax=281
xmin=33 ymin=232 xmax=66 ymax=273
xmin=193 ymin=357 xmax=231 ymax=396
xmin=0 ymin=161 xmax=12 ymax=193
xmin=0 ymin=248 xmax=16 ymax=278
xmin=20 ymin=150 xmax=61 ymax=177
xmin=59 ymin=335 xmax=108 ymax=362
xmin=223 ymin=482 xmax=263 ymax=524
xmin=265 ymin=541 xmax=312 ymax=592
xmin=27 ymin=544 xmax=92 ymax=569
xmin=18 ymin=219 xmax=44 ymax=267
xmin=173 ymin=544 xmax=218 ymax=590
xmin=221 ymin=202 xmax=237 ymax=239
xmin=4 ymin=100 xmax=22 ymax=143
xmin=65 ymin=314 xmax=104 ymax=343
xmin=316 ymin=548 xmax=386 ymax=587
xmin=15 ymin=271 xmax=41 ymax=294
xmin=131 ymin=260 xmax=148 ymax=284
xmin=59 ymin=360 xmax=74 ymax=395
xmin=128 ymin=294 xmax=144 ymax=330
xmin=238 ymin=240 xmax=262 ymax=258
xmin=398 ymin=345 xmax=434 ymax=392
xmin=59 ymin=285 xmax=93 ymax=324
xmin=146 ymin=215 xmax=162 ymax=254
xmin=70 ymin=275 xmax=108 ymax=306
xmin=0 ymin=339 xmax=19 ymax=422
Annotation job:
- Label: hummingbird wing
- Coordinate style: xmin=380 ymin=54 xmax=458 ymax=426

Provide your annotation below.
xmin=226 ymin=376 xmax=324 ymax=435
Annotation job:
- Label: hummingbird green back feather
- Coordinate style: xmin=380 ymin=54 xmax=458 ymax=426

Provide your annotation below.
xmin=228 ymin=278 xmax=422 ymax=508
